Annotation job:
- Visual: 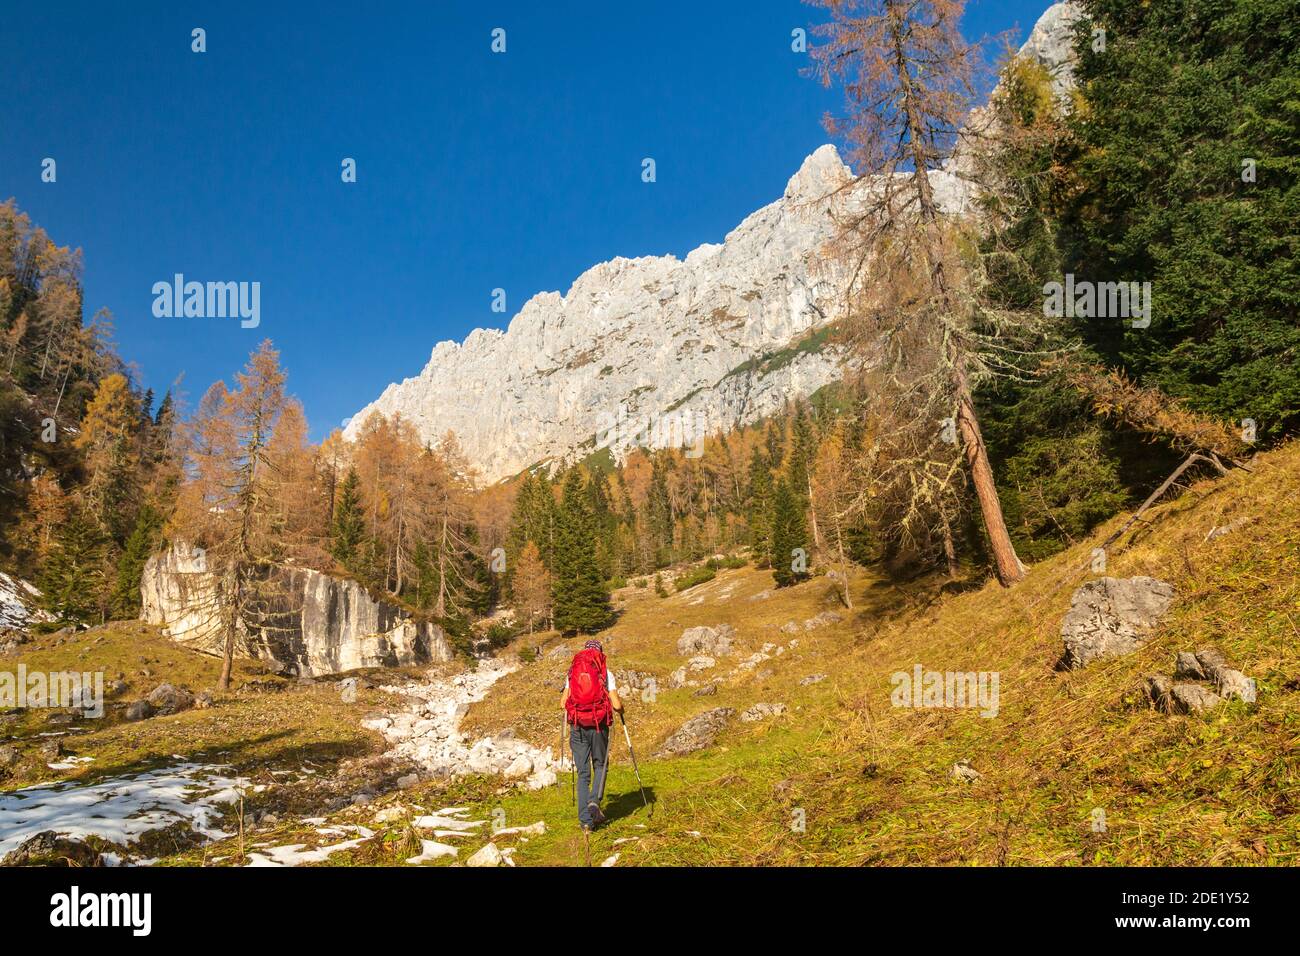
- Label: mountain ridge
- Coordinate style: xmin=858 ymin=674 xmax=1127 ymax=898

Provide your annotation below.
xmin=343 ymin=3 xmax=1082 ymax=484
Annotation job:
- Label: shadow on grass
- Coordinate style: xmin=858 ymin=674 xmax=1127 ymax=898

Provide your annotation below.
xmin=603 ymin=785 xmax=657 ymax=823
xmin=45 ymin=729 xmax=371 ymax=790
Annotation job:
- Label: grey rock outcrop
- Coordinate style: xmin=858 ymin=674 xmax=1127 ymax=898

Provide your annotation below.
xmin=739 ymin=702 xmax=786 ymax=722
xmin=146 ymin=683 xmax=195 ymax=716
xmin=677 ymin=624 xmax=734 ymax=658
xmin=141 ymin=542 xmax=452 ymax=677
xmin=1058 ymin=576 xmax=1176 ymax=669
xmin=655 ymin=708 xmax=734 ymax=758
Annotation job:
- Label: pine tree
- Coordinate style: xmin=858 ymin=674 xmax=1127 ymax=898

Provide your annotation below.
xmin=331 ymin=467 xmax=366 ymax=573
xmin=110 ymin=504 xmax=162 ymax=618
xmin=38 ymin=510 xmax=108 ymax=626
xmin=551 ymin=469 xmax=613 ymax=634
xmin=769 ymin=477 xmax=810 ymax=588
xmin=747 ymin=452 xmax=774 ymax=565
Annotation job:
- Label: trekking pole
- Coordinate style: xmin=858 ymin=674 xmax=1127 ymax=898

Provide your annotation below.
xmin=556 ymin=712 xmax=566 ymax=789
xmin=618 ymin=711 xmax=650 ymax=814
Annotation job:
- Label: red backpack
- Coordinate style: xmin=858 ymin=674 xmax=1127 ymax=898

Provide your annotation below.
xmin=566 ymin=647 xmax=612 ymax=728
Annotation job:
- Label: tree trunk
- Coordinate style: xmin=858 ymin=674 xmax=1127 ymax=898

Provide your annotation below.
xmin=218 ymin=571 xmax=239 ymax=691
xmin=951 ymin=357 xmax=1025 ymax=586
xmin=939 ymin=512 xmax=959 ymax=580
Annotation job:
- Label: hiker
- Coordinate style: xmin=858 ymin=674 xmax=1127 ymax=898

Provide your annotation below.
xmin=561 ymin=638 xmax=623 ymax=832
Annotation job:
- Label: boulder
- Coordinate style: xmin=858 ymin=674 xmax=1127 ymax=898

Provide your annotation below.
xmin=677 ymin=624 xmax=735 ymax=658
xmin=466 ymin=842 xmax=504 ymax=867
xmin=1058 ymin=576 xmax=1175 ymax=669
xmin=1 ymin=830 xmax=104 ymax=867
xmin=146 ymin=683 xmax=195 ymax=716
xmin=739 ymin=702 xmax=787 ymax=722
xmin=503 ymin=754 xmax=533 ymax=780
xmin=125 ymin=700 xmax=154 ymax=721
xmin=1173 ymin=652 xmax=1206 ymax=680
xmin=655 ymin=708 xmax=734 ymax=758
xmin=1171 ymin=683 xmax=1223 ymax=715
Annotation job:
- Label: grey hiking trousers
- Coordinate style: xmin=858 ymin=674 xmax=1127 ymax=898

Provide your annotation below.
xmin=569 ymin=722 xmax=610 ymax=828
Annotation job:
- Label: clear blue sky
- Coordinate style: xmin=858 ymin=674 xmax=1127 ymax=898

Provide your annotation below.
xmin=1 ymin=0 xmax=1050 ymax=439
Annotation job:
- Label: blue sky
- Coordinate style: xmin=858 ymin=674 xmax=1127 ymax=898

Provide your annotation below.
xmin=1 ymin=0 xmax=1050 ymax=439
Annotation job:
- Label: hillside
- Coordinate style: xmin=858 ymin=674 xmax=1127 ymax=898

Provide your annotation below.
xmin=4 ymin=436 xmax=1293 ymax=866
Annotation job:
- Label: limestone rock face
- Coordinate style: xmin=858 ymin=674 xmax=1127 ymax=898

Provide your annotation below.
xmin=140 ymin=543 xmax=452 ymax=677
xmin=341 ymin=4 xmax=1084 ymax=484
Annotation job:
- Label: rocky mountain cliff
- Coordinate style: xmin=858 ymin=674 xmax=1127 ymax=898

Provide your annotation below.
xmin=344 ymin=3 xmax=1082 ymax=485
xmin=141 ymin=543 xmax=452 ymax=676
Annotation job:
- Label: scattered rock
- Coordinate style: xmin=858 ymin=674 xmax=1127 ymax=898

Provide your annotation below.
xmin=803 ymin=611 xmax=843 ymax=631
xmin=692 ymin=684 xmax=718 ymax=697
xmin=194 ymin=691 xmax=214 ymax=710
xmin=1145 ymin=674 xmax=1175 ymax=712
xmin=373 ymin=805 xmax=408 ymax=824
xmin=739 ymin=702 xmax=787 ymax=722
xmin=0 ymin=744 xmax=19 ymax=770
xmin=0 ymin=831 xmax=104 ymax=867
xmin=1204 ymin=516 xmax=1254 ymax=542
xmin=1171 ymin=683 xmax=1223 ymax=715
xmin=503 ymin=754 xmax=533 ymax=780
xmin=677 ymin=624 xmax=735 ymax=658
xmin=779 ymin=622 xmax=801 ymax=636
xmin=655 ymin=708 xmax=734 ymax=757
xmin=1194 ymin=648 xmax=1257 ymax=704
xmin=600 ymin=853 xmax=620 ymax=867
xmin=687 ymin=655 xmax=716 ymax=672
xmin=1058 ymin=576 xmax=1176 ymax=669
xmin=124 ymin=700 xmax=154 ymax=722
xmin=950 ymin=759 xmax=982 ymax=783
xmin=39 ymin=739 xmax=64 ymax=760
xmin=1174 ymin=652 xmax=1206 ymax=681
xmin=799 ymin=674 xmax=827 ymax=686
xmin=466 ymin=842 xmax=504 ymax=867
xmin=667 ymin=667 xmax=688 ymax=690
xmin=396 ymin=773 xmax=420 ymax=789
xmin=146 ymin=683 xmax=195 ymax=716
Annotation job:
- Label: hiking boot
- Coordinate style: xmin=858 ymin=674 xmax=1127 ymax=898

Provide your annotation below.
xmin=587 ymin=802 xmax=607 ymax=826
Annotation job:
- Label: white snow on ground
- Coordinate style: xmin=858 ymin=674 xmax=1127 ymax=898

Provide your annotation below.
xmin=0 ymin=571 xmax=51 ymax=629
xmin=243 ymin=825 xmax=375 ymax=867
xmin=0 ymin=762 xmax=249 ymax=856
